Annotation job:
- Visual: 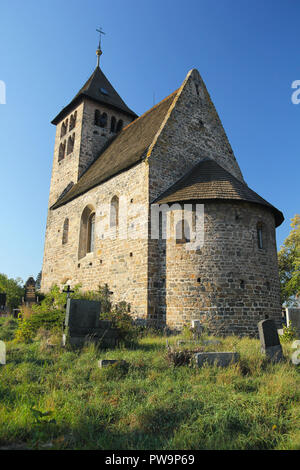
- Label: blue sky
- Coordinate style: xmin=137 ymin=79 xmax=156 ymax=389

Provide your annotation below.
xmin=0 ymin=0 xmax=299 ymax=283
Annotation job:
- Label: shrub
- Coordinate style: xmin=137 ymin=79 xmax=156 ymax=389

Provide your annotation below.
xmin=14 ymin=309 xmax=65 ymax=343
xmin=102 ymin=301 xmax=138 ymax=346
xmin=280 ymin=323 xmax=297 ymax=343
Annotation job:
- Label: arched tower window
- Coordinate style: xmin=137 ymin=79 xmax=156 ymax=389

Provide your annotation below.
xmin=116 ymin=119 xmax=123 ymax=132
xmin=176 ymin=219 xmax=190 ymax=244
xmin=60 ymin=119 xmax=68 ymax=138
xmin=62 ymin=218 xmax=69 ymax=245
xmin=94 ymin=109 xmax=101 ymax=126
xmin=110 ymin=116 xmax=116 ymax=133
xmin=87 ymin=212 xmax=95 ymax=253
xmin=110 ymin=196 xmax=119 ymax=228
xmin=58 ymin=142 xmax=66 ymax=162
xmin=78 ymin=205 xmax=96 ymax=259
xmin=100 ymin=112 xmax=107 ymax=128
xmin=69 ymin=111 xmax=77 ymax=131
xmin=67 ymin=134 xmax=75 ymax=155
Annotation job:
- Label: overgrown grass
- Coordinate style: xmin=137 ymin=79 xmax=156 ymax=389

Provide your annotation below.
xmin=0 ymin=322 xmax=299 ymax=450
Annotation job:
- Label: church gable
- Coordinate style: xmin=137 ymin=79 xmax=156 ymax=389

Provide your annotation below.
xmin=147 ymin=69 xmax=245 ymax=201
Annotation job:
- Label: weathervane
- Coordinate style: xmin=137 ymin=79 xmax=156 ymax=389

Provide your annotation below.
xmin=96 ymin=27 xmax=106 ymax=67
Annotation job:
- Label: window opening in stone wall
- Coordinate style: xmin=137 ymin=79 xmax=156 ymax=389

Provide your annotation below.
xmin=257 ymin=223 xmax=264 ymax=249
xmin=58 ymin=142 xmax=66 ymax=162
xmin=110 ymin=116 xmax=116 ymax=133
xmin=62 ymin=218 xmax=69 ymax=245
xmin=67 ymin=134 xmax=75 ymax=155
xmin=94 ymin=109 xmax=101 ymax=126
xmin=99 ymin=112 xmax=107 ymax=128
xmin=69 ymin=111 xmax=77 ymax=131
xmin=116 ymin=119 xmax=123 ymax=132
xmin=60 ymin=119 xmax=68 ymax=138
xmin=78 ymin=205 xmax=95 ymax=259
xmin=110 ymin=196 xmax=119 ymax=228
xmin=87 ymin=213 xmax=95 ymax=253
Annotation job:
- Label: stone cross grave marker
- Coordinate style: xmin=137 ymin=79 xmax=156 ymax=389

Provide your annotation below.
xmin=258 ymin=318 xmax=284 ymax=362
xmin=0 ymin=340 xmax=6 ymax=365
xmin=286 ymin=308 xmax=300 ymax=338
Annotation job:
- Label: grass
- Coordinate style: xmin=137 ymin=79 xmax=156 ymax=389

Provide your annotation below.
xmin=0 ymin=317 xmax=299 ymax=450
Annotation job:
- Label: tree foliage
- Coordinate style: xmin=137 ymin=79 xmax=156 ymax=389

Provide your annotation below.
xmin=0 ymin=273 xmax=24 ymax=309
xmin=278 ymin=214 xmax=300 ymax=305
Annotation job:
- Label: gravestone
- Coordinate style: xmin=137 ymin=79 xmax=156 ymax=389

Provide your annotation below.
xmin=257 ymin=319 xmax=284 ymax=362
xmin=195 ymin=352 xmax=239 ymax=367
xmin=286 ymin=308 xmax=300 ymax=338
xmin=191 ymin=319 xmax=204 ymax=339
xmin=24 ymin=277 xmax=36 ymax=304
xmin=65 ymin=298 xmax=119 ymax=347
xmin=0 ymin=341 xmax=6 ymax=365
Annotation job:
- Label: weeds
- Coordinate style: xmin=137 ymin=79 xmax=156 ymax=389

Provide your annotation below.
xmin=0 ymin=326 xmax=299 ymax=450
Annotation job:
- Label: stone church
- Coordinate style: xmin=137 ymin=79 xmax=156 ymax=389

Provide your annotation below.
xmin=41 ymin=49 xmax=284 ymax=336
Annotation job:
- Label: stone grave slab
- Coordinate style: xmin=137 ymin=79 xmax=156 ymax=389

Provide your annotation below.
xmin=0 ymin=341 xmax=6 ymax=365
xmin=65 ymin=299 xmax=119 ymax=347
xmin=257 ymin=319 xmax=284 ymax=362
xmin=286 ymin=308 xmax=300 ymax=338
xmin=195 ymin=352 xmax=239 ymax=367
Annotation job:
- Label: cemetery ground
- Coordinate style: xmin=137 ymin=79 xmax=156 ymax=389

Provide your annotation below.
xmin=0 ymin=317 xmax=299 ymax=450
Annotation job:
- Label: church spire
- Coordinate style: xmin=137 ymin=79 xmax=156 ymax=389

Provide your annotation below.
xmin=96 ymin=27 xmax=105 ymax=68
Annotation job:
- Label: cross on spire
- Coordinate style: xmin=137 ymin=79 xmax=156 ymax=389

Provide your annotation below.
xmin=96 ymin=27 xmax=106 ymax=67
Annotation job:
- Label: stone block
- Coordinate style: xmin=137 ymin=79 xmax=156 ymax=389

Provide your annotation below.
xmin=286 ymin=308 xmax=300 ymax=337
xmin=98 ymin=359 xmax=128 ymax=368
xmin=258 ymin=318 xmax=284 ymax=362
xmin=195 ymin=352 xmax=239 ymax=367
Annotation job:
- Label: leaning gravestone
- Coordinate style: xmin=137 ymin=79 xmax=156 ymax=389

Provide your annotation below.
xmin=0 ymin=341 xmax=6 ymax=365
xmin=286 ymin=308 xmax=300 ymax=338
xmin=64 ymin=298 xmax=120 ymax=347
xmin=258 ymin=319 xmax=284 ymax=362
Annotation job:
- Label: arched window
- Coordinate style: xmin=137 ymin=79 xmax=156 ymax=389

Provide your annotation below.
xmin=110 ymin=116 xmax=116 ymax=133
xmin=58 ymin=142 xmax=66 ymax=161
xmin=176 ymin=219 xmax=190 ymax=244
xmin=62 ymin=218 xmax=69 ymax=245
xmin=78 ymin=205 xmax=96 ymax=259
xmin=100 ymin=112 xmax=107 ymax=128
xmin=94 ymin=109 xmax=101 ymax=126
xmin=116 ymin=119 xmax=123 ymax=132
xmin=110 ymin=196 xmax=119 ymax=228
xmin=67 ymin=134 xmax=75 ymax=155
xmin=257 ymin=222 xmax=265 ymax=249
xmin=87 ymin=213 xmax=95 ymax=253
xmin=69 ymin=111 xmax=77 ymax=131
xmin=60 ymin=119 xmax=68 ymax=138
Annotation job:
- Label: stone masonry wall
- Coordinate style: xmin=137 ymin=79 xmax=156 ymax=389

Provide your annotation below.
xmin=160 ymin=201 xmax=282 ymax=336
xmin=147 ymin=68 xmax=246 ymax=325
xmin=42 ymin=161 xmax=149 ymax=318
xmin=79 ymin=100 xmax=133 ymax=179
xmin=48 ymin=102 xmax=84 ymax=208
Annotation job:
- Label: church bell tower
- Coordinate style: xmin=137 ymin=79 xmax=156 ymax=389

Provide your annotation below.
xmin=47 ymin=31 xmax=137 ymax=209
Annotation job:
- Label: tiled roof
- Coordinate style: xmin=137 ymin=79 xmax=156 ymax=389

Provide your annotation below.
xmin=52 ymin=67 xmax=137 ymax=125
xmin=154 ymin=158 xmax=284 ymax=227
xmin=52 ymin=90 xmax=178 ymax=209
